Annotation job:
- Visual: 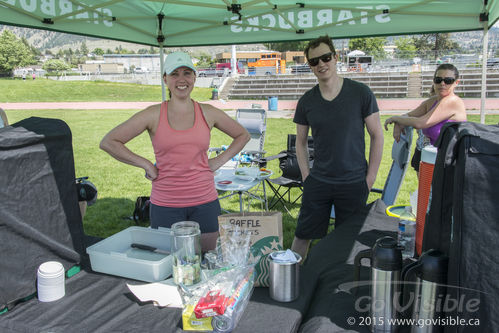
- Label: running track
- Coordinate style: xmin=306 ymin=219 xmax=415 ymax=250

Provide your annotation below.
xmin=3 ymin=98 xmax=499 ymax=115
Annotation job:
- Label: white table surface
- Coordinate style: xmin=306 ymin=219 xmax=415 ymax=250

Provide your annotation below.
xmin=214 ymin=168 xmax=273 ymax=192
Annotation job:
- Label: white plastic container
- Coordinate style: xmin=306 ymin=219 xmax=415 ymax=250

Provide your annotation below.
xmin=86 ymin=226 xmax=173 ymax=282
xmin=37 ymin=261 xmax=65 ymax=302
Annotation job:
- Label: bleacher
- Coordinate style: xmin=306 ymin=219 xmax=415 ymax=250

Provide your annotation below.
xmin=226 ymin=69 xmax=499 ymax=100
xmin=228 ymin=71 xmax=409 ymax=100
xmin=421 ymin=69 xmax=499 ymax=97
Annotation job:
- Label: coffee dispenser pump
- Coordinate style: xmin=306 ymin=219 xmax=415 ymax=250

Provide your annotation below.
xmin=401 ymin=249 xmax=449 ymax=333
xmin=354 ymin=236 xmax=404 ymax=332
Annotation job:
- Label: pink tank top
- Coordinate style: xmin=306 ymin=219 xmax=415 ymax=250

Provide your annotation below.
xmin=150 ymin=101 xmax=218 ymax=207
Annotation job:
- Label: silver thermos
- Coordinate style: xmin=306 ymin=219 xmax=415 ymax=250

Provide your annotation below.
xmin=354 ymin=236 xmax=403 ymax=332
xmin=402 ymin=249 xmax=448 ymax=333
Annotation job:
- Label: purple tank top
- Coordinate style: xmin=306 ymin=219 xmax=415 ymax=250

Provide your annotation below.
xmin=422 ymin=119 xmax=453 ymax=145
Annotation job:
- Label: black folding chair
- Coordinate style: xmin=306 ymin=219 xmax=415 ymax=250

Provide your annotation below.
xmin=264 ymin=134 xmax=313 ymax=212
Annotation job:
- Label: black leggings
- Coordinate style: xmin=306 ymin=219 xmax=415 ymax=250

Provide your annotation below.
xmin=411 ymin=147 xmax=421 ymax=173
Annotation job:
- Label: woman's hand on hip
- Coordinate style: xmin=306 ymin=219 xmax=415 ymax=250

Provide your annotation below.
xmin=144 ymin=163 xmax=158 ymax=181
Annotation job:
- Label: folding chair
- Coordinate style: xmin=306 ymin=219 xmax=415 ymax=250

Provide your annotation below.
xmin=236 ymin=108 xmax=267 ymax=167
xmin=330 ymin=126 xmax=414 ymax=218
xmin=264 ymin=134 xmax=314 ymax=212
xmin=211 ymin=108 xmax=269 ymax=211
xmin=208 ymin=108 xmax=267 ymax=170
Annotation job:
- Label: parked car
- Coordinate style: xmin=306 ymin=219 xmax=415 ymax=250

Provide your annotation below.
xmin=291 ymin=64 xmax=312 ymax=73
xmin=134 ymin=67 xmax=148 ymax=73
xmin=197 ymin=67 xmax=218 ymax=77
xmin=487 ymin=58 xmax=499 ymax=67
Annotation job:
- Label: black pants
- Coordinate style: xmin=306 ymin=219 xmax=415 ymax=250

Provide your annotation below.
xmin=295 ymin=176 xmax=369 ymax=239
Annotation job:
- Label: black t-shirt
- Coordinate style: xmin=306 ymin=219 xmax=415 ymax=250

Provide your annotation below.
xmin=293 ymin=78 xmax=379 ymax=183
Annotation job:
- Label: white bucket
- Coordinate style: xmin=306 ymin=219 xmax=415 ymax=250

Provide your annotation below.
xmin=37 ymin=261 xmax=65 ymax=302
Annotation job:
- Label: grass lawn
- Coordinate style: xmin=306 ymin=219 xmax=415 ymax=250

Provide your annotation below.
xmin=0 ymin=77 xmax=212 ymax=102
xmin=6 ymin=107 xmax=498 ymax=249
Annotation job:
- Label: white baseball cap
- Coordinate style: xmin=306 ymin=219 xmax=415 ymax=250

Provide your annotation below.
xmin=163 ymin=52 xmax=196 ymax=75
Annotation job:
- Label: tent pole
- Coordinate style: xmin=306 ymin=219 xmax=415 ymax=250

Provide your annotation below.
xmin=159 ymin=43 xmax=166 ymax=101
xmin=480 ymin=21 xmax=489 ymax=124
xmin=231 ymin=44 xmax=237 ymax=77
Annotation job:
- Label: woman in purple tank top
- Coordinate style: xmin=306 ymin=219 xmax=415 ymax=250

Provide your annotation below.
xmin=384 ymin=63 xmax=467 ymax=173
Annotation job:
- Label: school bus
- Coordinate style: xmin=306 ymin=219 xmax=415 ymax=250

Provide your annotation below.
xmin=247 ymin=52 xmax=286 ymax=75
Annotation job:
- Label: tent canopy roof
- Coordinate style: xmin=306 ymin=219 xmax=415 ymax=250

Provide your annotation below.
xmin=0 ymin=0 xmax=498 ymax=47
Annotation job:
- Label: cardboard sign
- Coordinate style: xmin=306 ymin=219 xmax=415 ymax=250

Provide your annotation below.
xmin=218 ymin=211 xmax=283 ymax=287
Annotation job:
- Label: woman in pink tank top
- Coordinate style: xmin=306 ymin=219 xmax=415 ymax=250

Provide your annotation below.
xmin=383 ymin=63 xmax=467 ymax=174
xmin=100 ymin=52 xmax=250 ymax=251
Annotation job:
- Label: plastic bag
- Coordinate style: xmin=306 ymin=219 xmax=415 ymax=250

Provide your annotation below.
xmin=410 ymin=190 xmax=418 ymax=215
xmin=180 ymin=224 xmax=255 ymax=332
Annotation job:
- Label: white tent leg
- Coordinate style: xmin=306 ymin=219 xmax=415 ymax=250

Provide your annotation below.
xmin=231 ymin=44 xmax=237 ymax=77
xmin=160 ymin=43 xmax=166 ymax=101
xmin=480 ymin=22 xmax=489 ymax=124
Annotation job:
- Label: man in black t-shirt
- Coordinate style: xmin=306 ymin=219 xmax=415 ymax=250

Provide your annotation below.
xmin=291 ymin=36 xmax=384 ymax=259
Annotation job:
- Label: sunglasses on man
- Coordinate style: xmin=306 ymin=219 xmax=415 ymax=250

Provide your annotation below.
xmin=433 ymin=77 xmax=456 ymax=84
xmin=308 ymin=52 xmax=334 ymax=67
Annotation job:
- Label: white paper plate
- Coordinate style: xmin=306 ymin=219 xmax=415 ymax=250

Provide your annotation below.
xmin=235 ymin=175 xmax=255 ymax=181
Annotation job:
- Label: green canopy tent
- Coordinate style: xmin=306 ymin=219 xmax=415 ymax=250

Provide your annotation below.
xmin=1 ymin=0 xmax=498 ymax=120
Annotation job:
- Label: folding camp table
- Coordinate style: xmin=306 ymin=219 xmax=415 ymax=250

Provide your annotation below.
xmin=214 ymin=168 xmax=273 ymax=212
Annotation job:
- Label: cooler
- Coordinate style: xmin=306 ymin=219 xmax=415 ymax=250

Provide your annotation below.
xmin=416 ymin=145 xmax=437 ymax=256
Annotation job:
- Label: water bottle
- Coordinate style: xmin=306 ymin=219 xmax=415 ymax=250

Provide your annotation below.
xmin=398 ymin=207 xmax=417 ymax=259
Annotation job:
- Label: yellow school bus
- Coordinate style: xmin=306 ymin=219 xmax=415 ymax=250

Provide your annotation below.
xmin=248 ymin=52 xmax=286 ymax=75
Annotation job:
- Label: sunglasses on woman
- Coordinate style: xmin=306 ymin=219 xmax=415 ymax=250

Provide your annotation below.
xmin=308 ymin=52 xmax=334 ymax=67
xmin=433 ymin=77 xmax=456 ymax=84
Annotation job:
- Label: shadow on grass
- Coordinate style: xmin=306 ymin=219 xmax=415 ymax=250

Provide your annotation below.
xmin=82 ymin=197 xmax=150 ymax=239
xmin=84 ymin=193 xmax=303 ymax=249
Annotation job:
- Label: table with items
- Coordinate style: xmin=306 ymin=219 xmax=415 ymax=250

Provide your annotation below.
xmin=214 ymin=167 xmax=273 ymax=212
xmin=2 ymin=198 xmax=402 ymax=333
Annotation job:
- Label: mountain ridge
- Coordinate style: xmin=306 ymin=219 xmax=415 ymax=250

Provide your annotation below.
xmin=2 ymin=25 xmax=498 ymax=56
xmin=0 ymin=25 xmax=267 ymax=56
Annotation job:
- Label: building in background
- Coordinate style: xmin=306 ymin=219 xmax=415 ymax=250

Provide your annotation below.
xmin=79 ymin=61 xmax=124 ymax=74
xmin=103 ymin=54 xmax=161 ymax=73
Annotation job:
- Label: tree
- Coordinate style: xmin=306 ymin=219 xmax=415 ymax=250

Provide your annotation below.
xmin=194 ymin=52 xmax=215 ymax=67
xmin=411 ymin=33 xmax=461 ymax=59
xmin=264 ymin=41 xmax=308 ymax=52
xmin=21 ymin=36 xmax=41 ymax=57
xmin=349 ymin=37 xmax=387 ymax=59
xmin=92 ymin=48 xmax=105 ymax=56
xmin=42 ymin=59 xmax=71 ymax=72
xmin=80 ymin=41 xmax=89 ymax=56
xmin=114 ymin=45 xmax=134 ymax=54
xmin=0 ymin=30 xmax=36 ymax=75
xmin=395 ymin=37 xmax=417 ymax=59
